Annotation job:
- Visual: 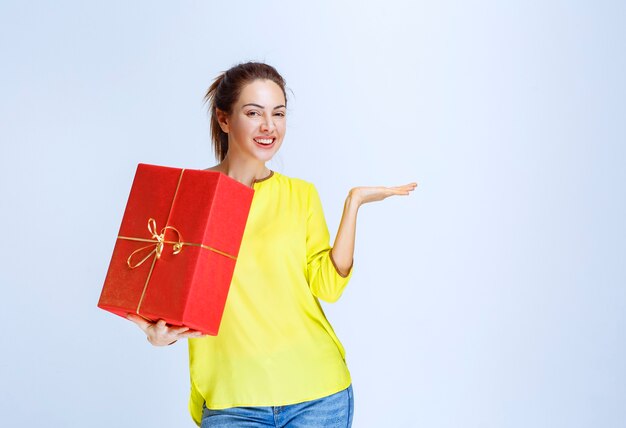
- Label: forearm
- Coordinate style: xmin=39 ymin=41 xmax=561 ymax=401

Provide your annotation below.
xmin=330 ymin=192 xmax=361 ymax=276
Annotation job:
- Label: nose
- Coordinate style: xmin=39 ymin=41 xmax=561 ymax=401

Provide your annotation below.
xmin=260 ymin=113 xmax=276 ymax=133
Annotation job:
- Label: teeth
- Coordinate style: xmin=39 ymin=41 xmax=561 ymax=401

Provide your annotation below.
xmin=254 ymin=138 xmax=274 ymax=145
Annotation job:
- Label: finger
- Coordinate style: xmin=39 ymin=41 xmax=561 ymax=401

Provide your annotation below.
xmin=178 ymin=327 xmax=204 ymax=335
xmin=388 ymin=188 xmax=411 ymax=195
xmin=397 ymin=183 xmax=417 ymax=188
xmin=382 ymin=189 xmax=412 ymax=198
xmin=126 ymin=313 xmax=152 ymax=331
xmin=170 ymin=325 xmax=191 ymax=334
xmin=389 ymin=187 xmax=416 ymax=194
xmin=390 ymin=184 xmax=417 ymax=190
xmin=178 ymin=330 xmax=207 ymax=339
xmin=152 ymin=319 xmax=168 ymax=331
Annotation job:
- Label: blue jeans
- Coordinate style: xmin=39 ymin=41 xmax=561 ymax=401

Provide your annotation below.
xmin=201 ymin=384 xmax=354 ymax=428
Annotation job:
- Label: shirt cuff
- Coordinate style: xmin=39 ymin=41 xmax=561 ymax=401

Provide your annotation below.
xmin=329 ymin=249 xmax=354 ymax=278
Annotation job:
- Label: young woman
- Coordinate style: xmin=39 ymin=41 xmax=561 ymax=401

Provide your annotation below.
xmin=128 ymin=61 xmax=417 ymax=427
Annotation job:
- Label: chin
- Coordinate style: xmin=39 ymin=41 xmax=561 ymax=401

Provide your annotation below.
xmin=257 ymin=153 xmax=277 ymax=163
xmin=254 ymin=146 xmax=281 ymax=161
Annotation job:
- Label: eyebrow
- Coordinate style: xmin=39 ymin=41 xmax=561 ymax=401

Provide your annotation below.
xmin=242 ymin=103 xmax=286 ymax=110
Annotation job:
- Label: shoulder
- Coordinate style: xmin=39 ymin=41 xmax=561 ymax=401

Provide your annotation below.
xmin=273 ymin=171 xmax=315 ymax=194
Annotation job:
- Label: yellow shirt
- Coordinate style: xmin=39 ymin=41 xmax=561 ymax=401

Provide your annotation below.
xmin=187 ymin=170 xmax=354 ymax=426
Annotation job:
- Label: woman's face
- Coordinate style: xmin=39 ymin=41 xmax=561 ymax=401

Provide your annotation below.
xmin=218 ymin=79 xmax=286 ymax=163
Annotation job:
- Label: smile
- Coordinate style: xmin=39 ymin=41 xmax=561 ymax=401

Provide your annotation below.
xmin=254 ymin=137 xmax=275 ymax=148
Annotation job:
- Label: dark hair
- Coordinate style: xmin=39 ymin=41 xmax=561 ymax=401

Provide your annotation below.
xmin=204 ymin=61 xmax=288 ymax=162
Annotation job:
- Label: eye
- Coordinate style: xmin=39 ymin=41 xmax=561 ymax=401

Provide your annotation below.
xmin=247 ymin=111 xmax=260 ymax=116
xmin=275 ymin=112 xmax=286 ymax=117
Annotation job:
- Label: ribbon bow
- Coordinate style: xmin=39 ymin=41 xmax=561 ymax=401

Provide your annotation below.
xmin=126 ymin=218 xmax=184 ymax=268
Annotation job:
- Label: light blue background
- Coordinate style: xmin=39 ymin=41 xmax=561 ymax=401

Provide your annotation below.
xmin=1 ymin=1 xmax=624 ymax=427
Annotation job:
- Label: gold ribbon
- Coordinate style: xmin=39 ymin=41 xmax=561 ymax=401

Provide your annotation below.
xmin=120 ymin=218 xmax=184 ymax=268
xmin=115 ymin=168 xmax=237 ymax=316
xmin=118 ymin=218 xmax=237 ymax=267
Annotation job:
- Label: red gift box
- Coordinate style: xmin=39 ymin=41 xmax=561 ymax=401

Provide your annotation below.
xmin=97 ymin=163 xmax=254 ymax=335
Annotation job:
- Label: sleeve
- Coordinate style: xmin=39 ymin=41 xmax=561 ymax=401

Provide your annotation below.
xmin=305 ymin=182 xmax=354 ymax=303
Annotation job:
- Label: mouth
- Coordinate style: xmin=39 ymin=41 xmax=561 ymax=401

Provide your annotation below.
xmin=253 ymin=137 xmax=276 ymax=148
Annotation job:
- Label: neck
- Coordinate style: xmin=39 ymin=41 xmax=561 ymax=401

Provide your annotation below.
xmin=217 ymin=155 xmax=271 ymax=188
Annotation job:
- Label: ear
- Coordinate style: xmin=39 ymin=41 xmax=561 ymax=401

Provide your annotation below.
xmin=216 ymin=108 xmax=230 ymax=133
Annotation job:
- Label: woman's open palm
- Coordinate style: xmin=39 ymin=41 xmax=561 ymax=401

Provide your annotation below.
xmin=350 ymin=182 xmax=417 ymax=205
